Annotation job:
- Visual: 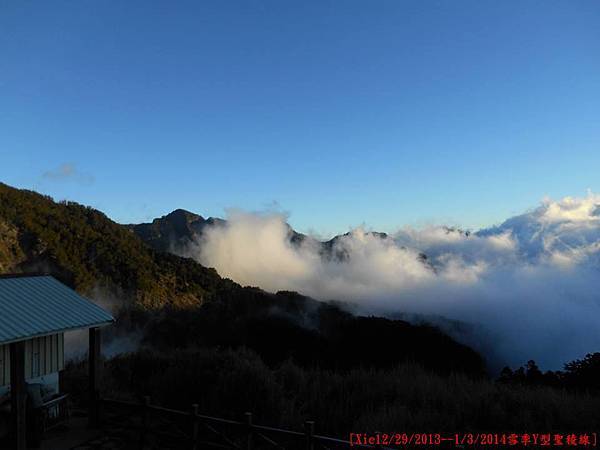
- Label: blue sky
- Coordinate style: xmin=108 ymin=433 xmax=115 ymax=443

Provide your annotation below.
xmin=1 ymin=1 xmax=599 ymax=236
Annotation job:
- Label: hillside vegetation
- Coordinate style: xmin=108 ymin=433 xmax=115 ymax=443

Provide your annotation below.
xmin=64 ymin=347 xmax=600 ymax=438
xmin=0 ymin=182 xmax=485 ymax=377
xmin=3 ymin=182 xmax=598 ymax=435
xmin=0 ymin=182 xmax=232 ymax=307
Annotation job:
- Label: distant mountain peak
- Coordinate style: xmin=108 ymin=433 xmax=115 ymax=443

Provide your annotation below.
xmin=164 ymin=208 xmax=204 ymax=223
xmin=129 ymin=208 xmax=209 ymax=253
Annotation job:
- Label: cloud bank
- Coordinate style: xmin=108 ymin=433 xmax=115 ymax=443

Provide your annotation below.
xmin=185 ymin=194 xmax=600 ymax=369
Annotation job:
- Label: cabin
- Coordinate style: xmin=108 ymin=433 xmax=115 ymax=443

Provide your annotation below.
xmin=0 ymin=274 xmax=114 ymax=450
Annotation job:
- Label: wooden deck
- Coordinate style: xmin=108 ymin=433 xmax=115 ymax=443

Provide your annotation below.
xmin=35 ymin=398 xmax=380 ymax=450
xmin=40 ymin=415 xmax=115 ymax=450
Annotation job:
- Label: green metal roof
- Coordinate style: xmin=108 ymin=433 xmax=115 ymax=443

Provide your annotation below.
xmin=0 ymin=275 xmax=114 ymax=344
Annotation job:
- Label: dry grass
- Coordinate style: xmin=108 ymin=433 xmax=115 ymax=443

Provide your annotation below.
xmin=64 ymin=347 xmax=600 ymax=437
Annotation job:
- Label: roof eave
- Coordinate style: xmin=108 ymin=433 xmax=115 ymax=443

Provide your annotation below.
xmin=0 ymin=319 xmax=115 ymax=346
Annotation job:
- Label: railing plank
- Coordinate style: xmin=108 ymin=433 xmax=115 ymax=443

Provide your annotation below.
xmin=100 ymin=396 xmax=385 ymax=449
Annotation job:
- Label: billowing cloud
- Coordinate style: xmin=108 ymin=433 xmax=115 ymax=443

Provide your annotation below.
xmin=183 ymin=194 xmax=600 ymax=370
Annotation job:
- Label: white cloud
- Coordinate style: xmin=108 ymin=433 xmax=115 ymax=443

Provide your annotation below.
xmin=184 ymin=193 xmax=600 ymax=369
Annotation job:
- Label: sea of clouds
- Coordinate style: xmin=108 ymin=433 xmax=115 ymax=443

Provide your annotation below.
xmin=184 ymin=193 xmax=600 ymax=370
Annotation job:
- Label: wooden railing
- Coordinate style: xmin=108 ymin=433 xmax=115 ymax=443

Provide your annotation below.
xmin=40 ymin=393 xmax=70 ymax=433
xmin=99 ymin=396 xmax=387 ymax=450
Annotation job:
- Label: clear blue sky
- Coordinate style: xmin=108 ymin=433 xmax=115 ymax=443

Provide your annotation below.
xmin=1 ymin=1 xmax=599 ymax=236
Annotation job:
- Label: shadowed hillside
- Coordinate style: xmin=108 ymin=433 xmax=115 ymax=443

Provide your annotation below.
xmin=0 ymin=182 xmax=486 ymax=376
xmin=63 ymin=348 xmax=600 ymax=438
xmin=127 ymin=209 xmax=225 ymax=254
xmin=0 ymin=182 xmax=233 ymax=307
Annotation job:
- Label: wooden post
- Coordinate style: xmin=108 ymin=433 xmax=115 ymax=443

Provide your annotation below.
xmin=304 ymin=420 xmax=315 ymax=450
xmin=139 ymin=395 xmax=150 ymax=450
xmin=10 ymin=341 xmax=26 ymax=450
xmin=191 ymin=404 xmax=199 ymax=450
xmin=245 ymin=412 xmax=253 ymax=450
xmin=58 ymin=369 xmax=65 ymax=393
xmin=88 ymin=327 xmax=102 ymax=428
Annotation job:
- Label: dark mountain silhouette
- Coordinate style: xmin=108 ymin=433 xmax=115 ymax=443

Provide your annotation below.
xmin=131 ymin=208 xmax=396 ymax=262
xmin=0 ymin=183 xmax=235 ymax=307
xmin=128 ymin=209 xmax=225 ymax=254
xmin=0 ymin=182 xmax=485 ymax=375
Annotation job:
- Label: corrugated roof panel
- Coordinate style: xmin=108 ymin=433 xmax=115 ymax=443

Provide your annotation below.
xmin=0 ymin=276 xmax=115 ymax=344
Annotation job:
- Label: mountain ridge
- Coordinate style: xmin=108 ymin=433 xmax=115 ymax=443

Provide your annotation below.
xmin=129 ymin=208 xmax=395 ymax=262
xmin=0 ymin=182 xmax=233 ymax=307
xmin=0 ymin=182 xmax=486 ymax=375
